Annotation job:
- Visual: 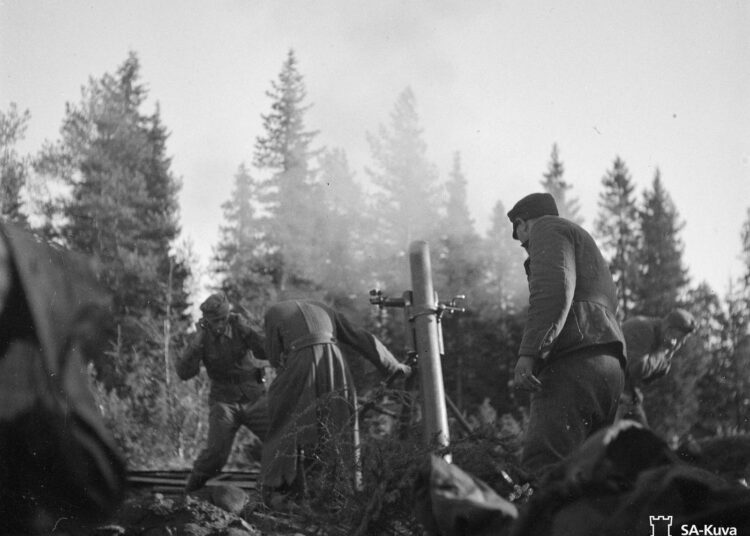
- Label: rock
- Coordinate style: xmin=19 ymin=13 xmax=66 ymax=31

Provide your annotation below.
xmin=210 ymin=485 xmax=248 ymax=515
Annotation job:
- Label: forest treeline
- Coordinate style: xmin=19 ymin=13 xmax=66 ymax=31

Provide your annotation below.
xmin=2 ymin=50 xmax=749 ymax=467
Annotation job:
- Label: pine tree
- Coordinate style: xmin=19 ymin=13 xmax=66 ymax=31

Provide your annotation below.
xmin=434 ymin=153 xmax=480 ymax=291
xmin=699 ymin=208 xmax=750 ymax=433
xmin=39 ymin=52 xmax=190 ymax=391
xmin=252 ymin=49 xmax=321 ymax=293
xmin=442 ymin=152 xmax=475 ymax=240
xmin=316 ymin=147 xmax=371 ymax=298
xmin=0 ymin=103 xmax=31 ymax=225
xmin=632 ymin=170 xmax=689 ymax=316
xmin=140 ymin=106 xmax=181 ymax=249
xmin=433 ymin=153 xmax=483 ymax=410
xmin=213 ymin=163 xmax=272 ymax=317
xmin=366 ymin=87 xmax=440 ymax=287
xmin=482 ymin=200 xmax=528 ymax=317
xmin=442 ymin=198 xmax=527 ymax=418
xmin=688 ymin=279 xmax=750 ymax=436
xmin=594 ymin=156 xmax=640 ymax=319
xmin=540 ymin=143 xmax=583 ymax=225
xmin=741 ymin=208 xmax=750 ymax=289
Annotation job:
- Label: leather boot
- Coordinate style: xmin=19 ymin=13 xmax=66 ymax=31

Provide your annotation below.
xmin=184 ymin=472 xmax=208 ymax=493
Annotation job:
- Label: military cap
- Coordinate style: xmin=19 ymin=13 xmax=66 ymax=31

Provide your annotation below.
xmin=665 ymin=308 xmax=696 ymax=333
xmin=200 ymin=292 xmax=230 ymax=319
xmin=507 ymin=193 xmax=559 ymax=238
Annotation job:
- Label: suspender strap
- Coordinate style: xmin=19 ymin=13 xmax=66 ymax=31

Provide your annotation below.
xmin=288 ymin=331 xmax=336 ymax=352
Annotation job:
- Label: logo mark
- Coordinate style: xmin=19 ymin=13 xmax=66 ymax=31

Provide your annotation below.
xmin=650 ymin=515 xmax=673 ymax=536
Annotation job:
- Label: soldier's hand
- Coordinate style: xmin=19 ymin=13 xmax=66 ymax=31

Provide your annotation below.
xmin=191 ymin=321 xmax=208 ymax=345
xmin=398 ymin=364 xmax=412 ymax=378
xmin=514 ymin=355 xmax=542 ymax=392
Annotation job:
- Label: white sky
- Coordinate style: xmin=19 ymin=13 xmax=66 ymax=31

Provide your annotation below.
xmin=2 ymin=0 xmax=749 ymax=296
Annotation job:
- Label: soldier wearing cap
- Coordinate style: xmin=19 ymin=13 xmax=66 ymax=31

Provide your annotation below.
xmin=176 ymin=292 xmax=269 ymax=492
xmin=507 ymin=192 xmax=626 ymax=477
xmin=616 ymin=308 xmax=696 ymax=426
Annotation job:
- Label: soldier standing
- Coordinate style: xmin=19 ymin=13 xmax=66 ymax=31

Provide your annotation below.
xmin=177 ymin=292 xmax=268 ymax=492
xmin=507 ymin=193 xmax=626 ymax=477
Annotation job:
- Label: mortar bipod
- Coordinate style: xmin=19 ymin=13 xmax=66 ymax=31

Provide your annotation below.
xmin=369 ymin=289 xmax=472 ymax=435
xmin=369 ymin=289 xmax=466 ymax=357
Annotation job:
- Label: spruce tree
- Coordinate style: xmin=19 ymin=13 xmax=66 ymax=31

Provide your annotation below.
xmin=741 ymin=208 xmax=750 ymax=289
xmin=316 ymin=147 xmax=370 ymax=299
xmin=252 ymin=49 xmax=321 ymax=293
xmin=442 ymin=152 xmax=475 ymax=240
xmin=213 ymin=163 xmax=272 ymax=317
xmin=689 ymin=277 xmax=750 ymax=436
xmin=435 ymin=153 xmax=480 ymax=292
xmin=366 ymin=87 xmax=440 ymax=287
xmin=633 ymin=170 xmax=689 ymax=316
xmin=700 ymin=208 xmax=750 ymax=433
xmin=39 ymin=52 xmax=190 ymax=391
xmin=456 ymin=198 xmax=527 ymax=417
xmin=432 ymin=153 xmax=483 ymax=410
xmin=483 ymin=199 xmax=528 ymax=316
xmin=540 ymin=143 xmax=583 ymax=225
xmin=0 ymin=103 xmax=31 ymax=225
xmin=594 ymin=156 xmax=640 ymax=319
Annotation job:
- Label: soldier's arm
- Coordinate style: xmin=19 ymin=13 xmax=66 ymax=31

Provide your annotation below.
xmin=235 ymin=317 xmax=267 ymax=361
xmin=329 ymin=305 xmax=407 ymax=376
xmin=623 ymin=318 xmax=661 ymax=384
xmin=264 ymin=322 xmax=285 ymax=369
xmin=640 ymin=350 xmax=672 ymax=384
xmin=519 ymin=221 xmax=576 ymax=359
xmin=176 ymin=327 xmax=205 ymax=380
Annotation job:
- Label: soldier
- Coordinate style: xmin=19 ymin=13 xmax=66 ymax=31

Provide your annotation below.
xmin=177 ymin=292 xmax=269 ymax=492
xmin=507 ymin=192 xmax=626 ymax=477
xmin=0 ymin=222 xmax=126 ymax=533
xmin=616 ymin=308 xmax=696 ymax=426
xmin=260 ymin=299 xmax=411 ymax=505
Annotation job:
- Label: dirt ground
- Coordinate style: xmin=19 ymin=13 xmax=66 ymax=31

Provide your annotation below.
xmin=71 ymin=434 xmax=750 ymax=536
xmin=82 ymin=486 xmax=333 ymax=536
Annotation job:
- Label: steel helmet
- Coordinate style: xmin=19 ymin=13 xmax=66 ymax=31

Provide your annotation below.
xmin=665 ymin=308 xmax=696 ymax=333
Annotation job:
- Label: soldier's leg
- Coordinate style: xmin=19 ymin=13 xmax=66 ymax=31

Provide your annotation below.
xmin=239 ymin=392 xmax=269 ymax=435
xmin=185 ymin=402 xmax=240 ymax=492
xmin=522 ymin=351 xmax=623 ymax=477
xmin=616 ymin=388 xmax=649 ymax=426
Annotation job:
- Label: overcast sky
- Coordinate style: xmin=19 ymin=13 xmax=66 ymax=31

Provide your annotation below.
xmin=2 ymin=0 xmax=749 ymax=296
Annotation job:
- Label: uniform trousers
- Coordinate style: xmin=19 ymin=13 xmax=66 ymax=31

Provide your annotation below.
xmin=521 ymin=349 xmax=624 ymax=476
xmin=186 ymin=389 xmax=269 ymax=491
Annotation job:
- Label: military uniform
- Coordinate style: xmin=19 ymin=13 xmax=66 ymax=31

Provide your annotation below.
xmin=261 ymin=300 xmax=409 ymax=494
xmin=508 ymin=193 xmax=626 ymax=476
xmin=177 ymin=294 xmax=268 ymax=492
xmin=616 ymin=310 xmax=695 ymax=426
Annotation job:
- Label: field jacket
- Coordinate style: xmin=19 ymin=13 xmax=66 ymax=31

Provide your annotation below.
xmin=519 ymin=216 xmax=625 ymax=365
xmin=177 ymin=313 xmax=266 ymax=403
xmin=622 ymin=316 xmax=671 ymax=387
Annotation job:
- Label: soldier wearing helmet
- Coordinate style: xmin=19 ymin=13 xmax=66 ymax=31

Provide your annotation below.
xmin=616 ymin=308 xmax=696 ymax=426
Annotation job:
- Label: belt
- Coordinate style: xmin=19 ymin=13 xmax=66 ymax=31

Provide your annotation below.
xmin=288 ymin=331 xmax=336 ymax=352
xmin=212 ymin=374 xmax=255 ymax=385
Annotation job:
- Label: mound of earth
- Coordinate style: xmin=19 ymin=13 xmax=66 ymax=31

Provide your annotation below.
xmin=83 ymin=486 xmax=316 ymax=536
